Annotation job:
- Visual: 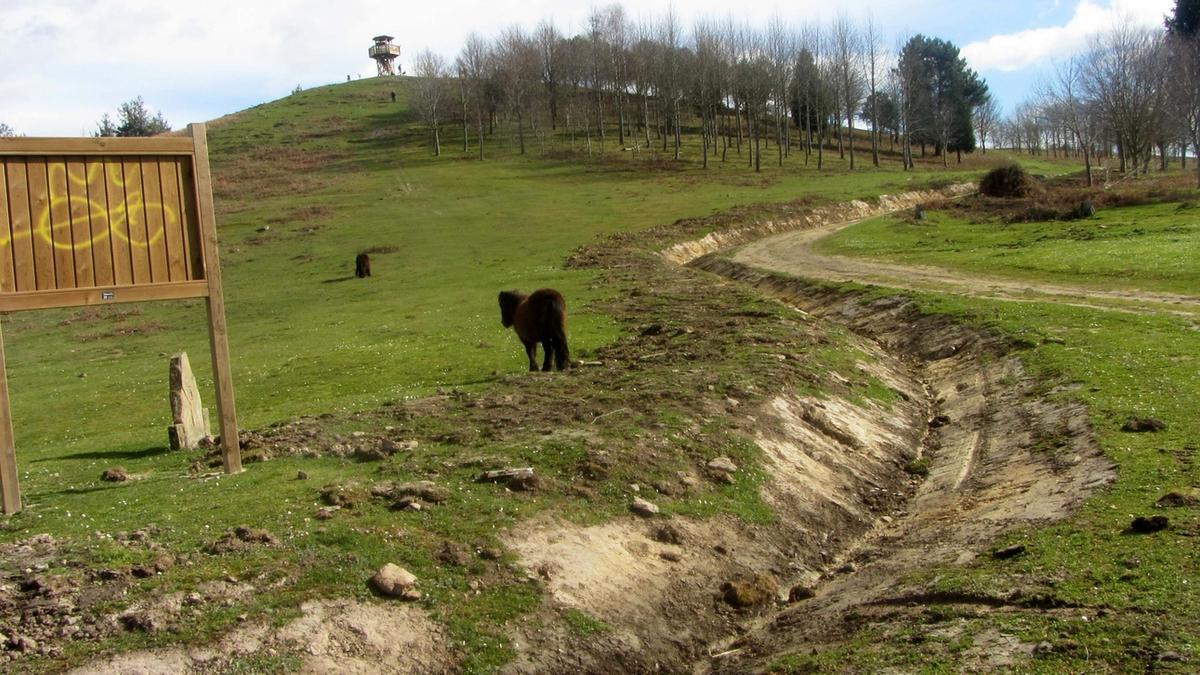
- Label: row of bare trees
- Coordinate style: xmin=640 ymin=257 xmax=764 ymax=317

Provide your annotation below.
xmin=1001 ymin=13 xmax=1200 ymax=186
xmin=405 ymin=4 xmax=990 ymax=172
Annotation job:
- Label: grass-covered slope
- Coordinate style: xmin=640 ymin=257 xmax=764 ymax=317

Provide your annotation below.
xmin=0 ymin=77 xmax=1011 ymax=671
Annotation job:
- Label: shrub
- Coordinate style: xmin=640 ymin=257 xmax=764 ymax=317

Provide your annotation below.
xmin=980 ymin=164 xmax=1033 ymax=198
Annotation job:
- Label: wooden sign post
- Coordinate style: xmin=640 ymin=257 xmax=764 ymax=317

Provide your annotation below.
xmin=0 ymin=124 xmax=241 ymax=513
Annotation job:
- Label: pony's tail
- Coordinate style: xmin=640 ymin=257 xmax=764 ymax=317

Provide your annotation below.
xmin=550 ymin=301 xmax=570 ymax=370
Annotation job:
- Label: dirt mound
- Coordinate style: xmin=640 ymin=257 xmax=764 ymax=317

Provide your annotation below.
xmin=70 ymin=599 xmax=455 ymax=674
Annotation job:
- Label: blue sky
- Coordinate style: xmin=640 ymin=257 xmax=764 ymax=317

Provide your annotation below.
xmin=0 ymin=0 xmax=1175 ymax=136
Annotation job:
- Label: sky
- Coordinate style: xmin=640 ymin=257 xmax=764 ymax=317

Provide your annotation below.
xmin=0 ymin=0 xmax=1176 ymax=137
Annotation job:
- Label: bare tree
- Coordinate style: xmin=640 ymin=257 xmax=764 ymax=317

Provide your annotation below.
xmin=1167 ymin=31 xmax=1200 ymax=185
xmin=1082 ymin=25 xmax=1166 ymax=176
xmin=658 ymin=7 xmax=684 ymax=160
xmin=412 ymin=50 xmax=448 ymax=156
xmin=535 ymin=19 xmax=563 ymax=130
xmin=973 ymin=94 xmax=1000 ymax=156
xmin=831 ymin=14 xmax=865 ymax=169
xmin=456 ymin=33 xmax=491 ymax=160
xmin=1039 ymin=56 xmax=1098 ymax=183
xmin=863 ymin=13 xmax=884 ymax=166
xmin=0 ymin=122 xmax=16 ymax=137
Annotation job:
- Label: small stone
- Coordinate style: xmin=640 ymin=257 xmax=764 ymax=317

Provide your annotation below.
xmin=992 ymin=543 xmax=1026 ymax=560
xmin=371 ymin=563 xmax=418 ymax=598
xmin=237 ymin=614 xmax=248 ymax=623
xmin=296 ymin=470 xmax=309 ymax=481
xmin=184 ymin=592 xmax=203 ymax=606
xmin=706 ymin=457 xmax=738 ymax=474
xmin=788 ymin=585 xmax=816 ymax=602
xmin=1158 ymin=651 xmax=1185 ymax=662
xmin=660 ymin=550 xmax=682 ymax=562
xmin=401 ymin=588 xmax=422 ymax=601
xmin=11 ymin=634 xmax=38 ymax=652
xmin=1128 ymin=515 xmax=1169 ymax=533
xmin=880 ymin=516 xmax=894 ymax=524
xmin=101 ymin=467 xmax=129 ymax=482
xmin=640 ymin=323 xmax=664 ymax=336
xmin=351 ymin=431 xmax=366 ymax=438
xmin=928 ymin=414 xmax=951 ymax=428
xmin=479 ymin=547 xmax=503 ymax=561
xmin=630 ymin=497 xmax=660 ymax=517
xmin=1033 ymin=641 xmax=1055 ymax=656
xmin=837 ymin=562 xmax=857 ymax=574
xmin=629 ymin=483 xmax=640 ymax=493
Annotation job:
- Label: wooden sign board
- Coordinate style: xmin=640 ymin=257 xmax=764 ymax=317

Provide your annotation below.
xmin=0 ymin=124 xmax=241 ymax=513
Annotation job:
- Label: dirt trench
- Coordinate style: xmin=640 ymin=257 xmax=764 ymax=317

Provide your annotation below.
xmin=502 ymin=252 xmax=1112 ymax=672
xmin=688 ymin=259 xmax=1114 ymax=672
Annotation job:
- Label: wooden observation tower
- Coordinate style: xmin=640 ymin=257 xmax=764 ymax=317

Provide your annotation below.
xmin=369 ymin=35 xmax=401 ymax=77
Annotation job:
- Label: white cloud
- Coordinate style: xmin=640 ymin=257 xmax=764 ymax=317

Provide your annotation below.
xmin=962 ymin=0 xmax=1173 ymax=72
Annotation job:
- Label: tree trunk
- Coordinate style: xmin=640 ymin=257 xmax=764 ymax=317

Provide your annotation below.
xmin=848 ymin=117 xmax=856 ymax=169
xmin=477 ymin=114 xmax=485 ymax=161
xmin=434 ymin=125 xmax=441 ymax=157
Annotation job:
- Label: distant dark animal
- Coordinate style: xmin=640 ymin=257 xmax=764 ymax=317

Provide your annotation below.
xmin=499 ymin=289 xmax=570 ymax=372
xmin=355 ymin=253 xmax=371 ymax=278
xmin=390 ymin=91 xmax=397 ymax=102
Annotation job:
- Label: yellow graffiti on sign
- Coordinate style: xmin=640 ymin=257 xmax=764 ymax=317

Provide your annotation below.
xmin=2 ymin=162 xmax=176 ymax=250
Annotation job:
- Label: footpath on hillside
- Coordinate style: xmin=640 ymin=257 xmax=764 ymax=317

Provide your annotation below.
xmin=731 ymin=213 xmax=1200 ymax=316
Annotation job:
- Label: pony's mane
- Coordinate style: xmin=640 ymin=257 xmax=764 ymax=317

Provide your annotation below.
xmin=498 ymin=290 xmax=526 ymax=328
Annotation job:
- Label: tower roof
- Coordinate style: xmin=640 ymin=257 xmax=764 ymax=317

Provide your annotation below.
xmin=373 ymin=35 xmax=394 ymax=42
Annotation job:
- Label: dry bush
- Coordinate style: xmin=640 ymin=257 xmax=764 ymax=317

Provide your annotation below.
xmin=979 ymin=164 xmax=1035 ymax=198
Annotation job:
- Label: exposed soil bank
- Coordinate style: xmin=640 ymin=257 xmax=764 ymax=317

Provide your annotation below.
xmin=688 ymin=257 xmax=1114 ymax=672
xmin=501 ymin=244 xmax=1112 ymax=672
xmin=660 ymin=184 xmax=976 ymax=267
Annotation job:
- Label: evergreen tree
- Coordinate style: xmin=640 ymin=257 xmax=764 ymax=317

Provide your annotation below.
xmin=1166 ymin=0 xmax=1200 ymax=36
xmin=95 ymin=97 xmax=170 ymax=137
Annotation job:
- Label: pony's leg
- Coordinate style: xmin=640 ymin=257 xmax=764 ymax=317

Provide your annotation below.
xmin=524 ymin=342 xmax=538 ymax=372
xmin=541 ymin=341 xmax=553 ymax=372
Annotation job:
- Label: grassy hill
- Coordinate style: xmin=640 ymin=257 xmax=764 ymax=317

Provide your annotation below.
xmin=0 ymin=77 xmax=1106 ymax=671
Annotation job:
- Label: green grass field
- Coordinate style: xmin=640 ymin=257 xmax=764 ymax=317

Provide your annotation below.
xmin=5 ymin=76 xmax=1190 ymax=672
xmin=763 ymin=184 xmax=1200 ymax=670
xmin=817 ymin=188 xmax=1200 ymax=295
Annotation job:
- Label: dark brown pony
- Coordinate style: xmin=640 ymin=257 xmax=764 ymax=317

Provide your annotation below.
xmin=355 ymin=253 xmax=371 ymax=278
xmin=498 ymin=289 xmax=570 ymax=371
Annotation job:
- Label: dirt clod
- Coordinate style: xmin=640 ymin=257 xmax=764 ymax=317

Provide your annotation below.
xmin=651 ymin=523 xmax=685 ymax=545
xmin=788 ymin=585 xmax=816 ymax=602
xmin=207 ymin=525 xmax=279 ymax=553
xmin=100 ymin=467 xmax=128 ymax=482
xmin=378 ymin=481 xmax=451 ymax=504
xmin=436 ymin=541 xmax=470 ymax=567
xmin=1121 ymin=417 xmax=1167 ymax=433
xmin=721 ymin=573 xmax=779 ymax=608
xmin=1156 ymin=492 xmax=1199 ymax=508
xmin=1127 ymin=515 xmax=1170 ymax=534
xmin=992 ymin=544 xmax=1027 ymax=560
